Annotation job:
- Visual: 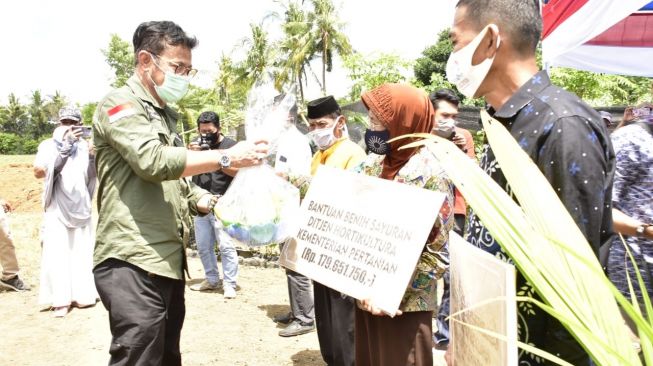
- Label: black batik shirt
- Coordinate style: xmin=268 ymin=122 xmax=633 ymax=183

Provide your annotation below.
xmin=466 ymin=70 xmax=616 ymax=365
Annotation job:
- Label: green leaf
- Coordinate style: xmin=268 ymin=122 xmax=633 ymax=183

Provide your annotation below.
xmin=392 ymin=108 xmax=642 ymax=364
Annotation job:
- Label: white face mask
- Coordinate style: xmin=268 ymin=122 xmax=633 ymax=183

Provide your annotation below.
xmin=446 ymin=25 xmax=501 ymax=99
xmin=308 ymin=120 xmax=340 ymax=150
xmin=435 ymin=118 xmax=456 ymax=137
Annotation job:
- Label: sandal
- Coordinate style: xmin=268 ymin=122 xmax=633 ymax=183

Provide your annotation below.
xmin=52 ymin=306 xmax=69 ymax=318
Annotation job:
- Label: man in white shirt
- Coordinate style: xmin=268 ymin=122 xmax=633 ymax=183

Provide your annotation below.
xmin=272 ymin=101 xmax=316 ymax=337
xmin=33 ymin=106 xmax=97 ymax=317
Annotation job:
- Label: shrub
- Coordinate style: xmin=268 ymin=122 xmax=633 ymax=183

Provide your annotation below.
xmin=0 ymin=133 xmax=45 ymax=154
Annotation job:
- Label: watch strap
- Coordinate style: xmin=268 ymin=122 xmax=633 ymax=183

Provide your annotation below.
xmin=207 ymin=195 xmax=221 ymax=214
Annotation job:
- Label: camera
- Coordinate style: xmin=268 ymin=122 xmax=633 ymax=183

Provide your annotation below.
xmin=73 ymin=126 xmax=93 ymax=139
xmin=199 ymin=133 xmax=217 ymax=150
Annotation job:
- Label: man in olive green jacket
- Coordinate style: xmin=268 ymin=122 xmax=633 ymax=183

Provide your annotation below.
xmin=92 ymin=21 xmax=267 ymax=366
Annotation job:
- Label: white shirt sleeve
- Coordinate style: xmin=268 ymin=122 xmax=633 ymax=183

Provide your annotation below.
xmin=275 ymin=128 xmax=312 ymax=177
xmin=34 ymin=139 xmax=54 ymax=169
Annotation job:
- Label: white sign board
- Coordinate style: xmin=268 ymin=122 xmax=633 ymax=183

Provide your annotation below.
xmin=449 ymin=232 xmax=518 ymax=366
xmin=279 ymin=165 xmax=445 ymax=315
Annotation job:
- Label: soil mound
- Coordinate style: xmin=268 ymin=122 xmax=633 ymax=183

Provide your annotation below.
xmin=0 ymin=158 xmax=43 ymax=213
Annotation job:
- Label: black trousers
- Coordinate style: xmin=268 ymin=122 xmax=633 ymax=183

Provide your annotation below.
xmin=94 ymin=258 xmax=186 ymax=366
xmin=313 ymin=281 xmax=355 ymax=366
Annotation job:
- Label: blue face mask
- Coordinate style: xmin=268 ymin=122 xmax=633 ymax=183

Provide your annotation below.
xmin=364 ymin=129 xmax=391 ymax=155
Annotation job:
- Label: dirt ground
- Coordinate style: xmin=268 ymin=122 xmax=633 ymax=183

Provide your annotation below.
xmin=0 ymin=155 xmax=326 ymax=366
xmin=0 ymin=155 xmax=447 ymax=366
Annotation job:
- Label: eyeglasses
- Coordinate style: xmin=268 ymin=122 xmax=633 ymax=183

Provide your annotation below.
xmin=152 ymin=53 xmax=198 ymax=78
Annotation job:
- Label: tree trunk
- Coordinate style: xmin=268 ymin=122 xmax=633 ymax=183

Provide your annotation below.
xmin=297 ymin=72 xmax=305 ymax=105
xmin=322 ymin=37 xmax=327 ymax=95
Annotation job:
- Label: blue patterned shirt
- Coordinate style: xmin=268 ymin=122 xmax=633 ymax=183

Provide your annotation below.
xmin=466 ymin=70 xmax=616 ymax=365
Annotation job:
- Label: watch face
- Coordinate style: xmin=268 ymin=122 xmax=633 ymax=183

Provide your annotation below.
xmin=636 ymin=224 xmax=649 ymax=236
xmin=220 ymin=154 xmax=231 ymax=167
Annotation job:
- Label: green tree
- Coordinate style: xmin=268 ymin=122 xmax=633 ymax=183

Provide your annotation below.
xmin=102 ymin=34 xmax=134 ymax=88
xmin=276 ymin=1 xmax=314 ymax=104
xmin=216 ymin=53 xmax=249 ymax=109
xmin=216 ymin=54 xmax=236 ymax=103
xmin=81 ymin=102 xmax=98 ymax=126
xmin=176 ymin=85 xmax=220 ymax=135
xmin=411 ymin=28 xmax=486 ymax=106
xmin=549 ymin=67 xmax=652 ymax=106
xmin=414 ymin=28 xmax=452 ymax=87
xmin=307 ymin=0 xmax=352 ymax=94
xmin=238 ymin=23 xmax=274 ymax=87
xmin=0 ymin=94 xmax=28 ymax=134
xmin=217 ymin=54 xmax=250 ymax=130
xmin=344 ymin=52 xmax=411 ymax=101
xmin=27 ymin=90 xmax=52 ymax=138
xmin=44 ymin=91 xmax=67 ymax=123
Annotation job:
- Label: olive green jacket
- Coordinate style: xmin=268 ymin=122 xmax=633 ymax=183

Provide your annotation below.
xmin=92 ymin=75 xmax=208 ymax=279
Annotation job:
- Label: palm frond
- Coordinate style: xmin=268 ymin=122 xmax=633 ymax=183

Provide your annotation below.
xmin=392 ymin=109 xmax=642 ymax=364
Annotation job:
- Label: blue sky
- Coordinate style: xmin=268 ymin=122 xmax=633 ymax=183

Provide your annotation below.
xmin=1 ymin=0 xmax=456 ymax=105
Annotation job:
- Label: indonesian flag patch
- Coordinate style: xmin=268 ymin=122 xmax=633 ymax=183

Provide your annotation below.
xmin=107 ymin=103 xmax=136 ymax=123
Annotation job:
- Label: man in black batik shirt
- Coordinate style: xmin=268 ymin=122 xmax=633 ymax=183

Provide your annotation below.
xmin=446 ymin=1 xmax=615 ymax=365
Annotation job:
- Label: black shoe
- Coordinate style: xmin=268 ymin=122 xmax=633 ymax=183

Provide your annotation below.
xmin=278 ymin=320 xmax=315 ymax=337
xmin=0 ymin=275 xmax=30 ymax=292
xmin=273 ymin=312 xmax=293 ymax=324
xmin=433 ymin=341 xmax=449 ymax=351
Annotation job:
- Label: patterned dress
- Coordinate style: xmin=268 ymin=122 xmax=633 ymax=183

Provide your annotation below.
xmin=608 ymin=122 xmax=653 ymax=302
xmin=355 ymin=146 xmax=454 ymax=312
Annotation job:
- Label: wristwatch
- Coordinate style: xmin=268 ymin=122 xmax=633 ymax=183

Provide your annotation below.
xmin=218 ymin=152 xmax=231 ymax=169
xmin=635 ymin=223 xmax=651 ymax=237
xmin=207 ymin=195 xmax=221 ymax=214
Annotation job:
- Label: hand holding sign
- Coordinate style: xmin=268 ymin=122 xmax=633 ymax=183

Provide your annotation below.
xmin=280 ymin=166 xmax=446 ymax=315
xmin=356 ymin=298 xmax=403 ymax=317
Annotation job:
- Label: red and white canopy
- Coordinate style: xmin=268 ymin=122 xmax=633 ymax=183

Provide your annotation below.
xmin=542 ymin=0 xmax=653 ymax=77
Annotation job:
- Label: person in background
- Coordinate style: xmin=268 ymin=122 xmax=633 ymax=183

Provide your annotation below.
xmin=188 ymin=111 xmax=240 ymax=299
xmin=429 ymin=88 xmax=476 ymax=349
xmin=273 ymin=97 xmax=313 ymax=183
xmin=33 ymin=105 xmax=97 ymax=317
xmin=284 ymin=95 xmax=366 ymax=363
xmin=429 ymin=88 xmax=476 ymax=233
xmin=0 ymin=198 xmax=30 ymax=292
xmin=616 ymin=103 xmax=652 ymax=130
xmin=616 ymin=107 xmax=636 ymax=130
xmin=607 ymin=106 xmax=653 ymax=315
xmin=356 ymin=83 xmax=454 ymax=366
xmin=272 ymin=98 xmax=316 ymax=337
